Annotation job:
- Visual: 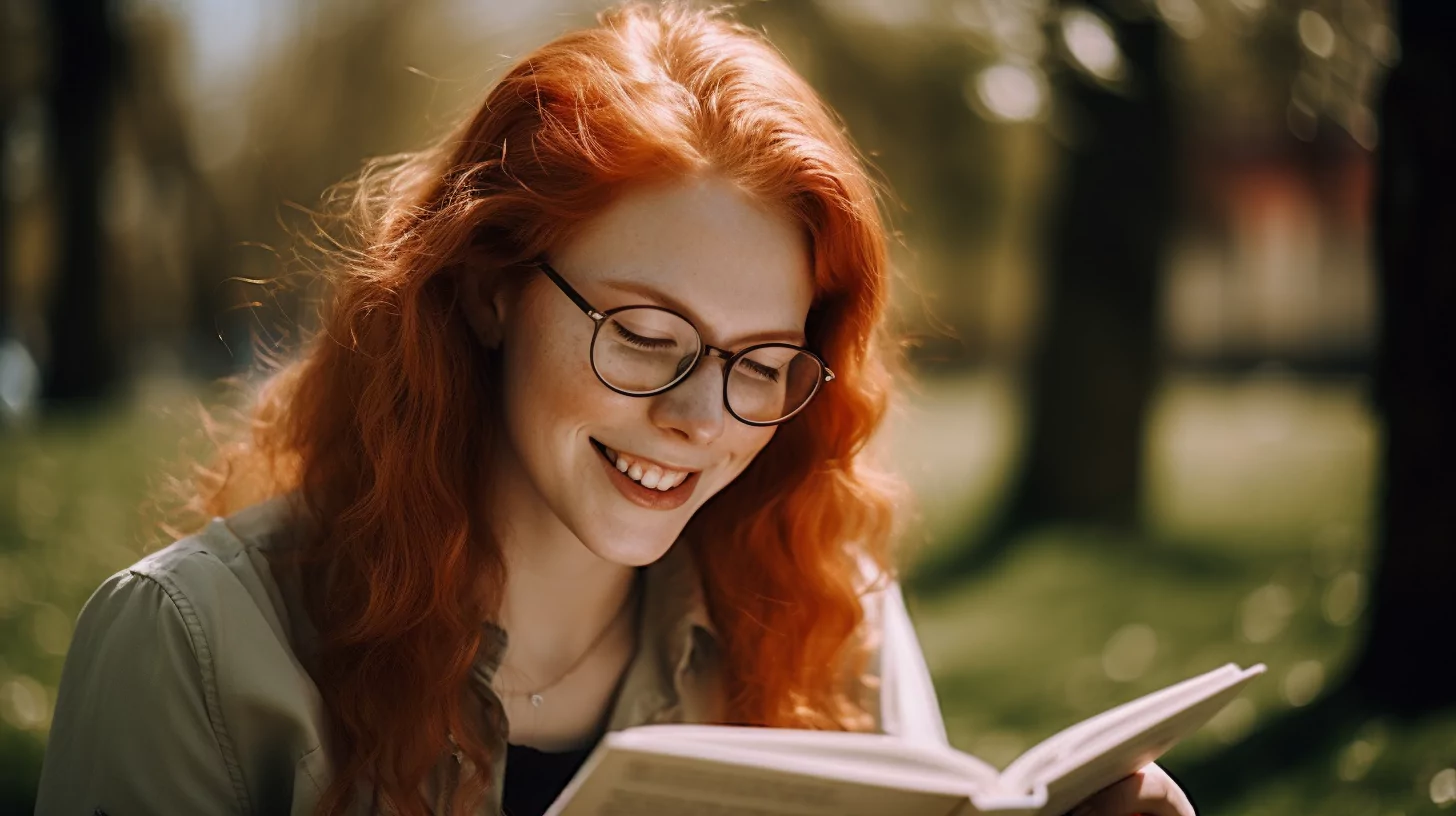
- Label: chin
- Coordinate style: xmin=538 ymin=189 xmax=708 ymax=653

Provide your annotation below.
xmin=584 ymin=534 xmax=679 ymax=568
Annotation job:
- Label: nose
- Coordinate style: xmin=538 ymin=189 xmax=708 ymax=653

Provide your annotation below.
xmin=647 ymin=356 xmax=727 ymax=445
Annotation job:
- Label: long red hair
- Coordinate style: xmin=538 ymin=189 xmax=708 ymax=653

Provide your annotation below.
xmin=189 ymin=3 xmax=905 ymax=813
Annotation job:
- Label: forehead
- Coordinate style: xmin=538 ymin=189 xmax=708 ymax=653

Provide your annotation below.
xmin=552 ymin=176 xmax=815 ymax=344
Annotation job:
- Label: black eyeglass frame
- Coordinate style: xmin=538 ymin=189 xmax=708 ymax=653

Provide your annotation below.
xmin=535 ymin=259 xmax=835 ymax=427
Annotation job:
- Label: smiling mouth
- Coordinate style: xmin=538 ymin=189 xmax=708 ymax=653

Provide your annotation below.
xmin=590 ymin=437 xmax=696 ymax=492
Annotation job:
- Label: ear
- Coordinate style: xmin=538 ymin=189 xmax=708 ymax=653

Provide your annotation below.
xmin=458 ymin=268 xmax=510 ymax=350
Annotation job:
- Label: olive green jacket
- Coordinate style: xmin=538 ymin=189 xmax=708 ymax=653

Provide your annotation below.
xmin=35 ymin=494 xmax=947 ymax=815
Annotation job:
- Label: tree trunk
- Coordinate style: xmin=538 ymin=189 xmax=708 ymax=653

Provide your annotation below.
xmin=1008 ymin=2 xmax=1173 ymax=528
xmin=911 ymin=3 xmax=1176 ymax=591
xmin=42 ymin=0 xmax=122 ymax=405
xmin=1348 ymin=0 xmax=1456 ymax=713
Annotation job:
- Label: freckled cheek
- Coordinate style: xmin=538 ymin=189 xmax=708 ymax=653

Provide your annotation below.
xmin=714 ymin=427 xmax=777 ymax=483
xmin=511 ymin=333 xmax=627 ymax=427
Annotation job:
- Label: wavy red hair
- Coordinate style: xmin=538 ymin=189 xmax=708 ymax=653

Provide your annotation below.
xmin=187 ymin=3 xmax=906 ymax=813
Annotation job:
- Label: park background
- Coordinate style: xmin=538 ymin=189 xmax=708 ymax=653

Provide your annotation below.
xmin=1 ymin=0 xmax=1452 ymax=813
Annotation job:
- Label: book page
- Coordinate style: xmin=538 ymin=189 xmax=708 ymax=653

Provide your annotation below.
xmin=1001 ymin=663 xmax=1246 ymax=788
xmin=545 ymin=746 xmax=974 ymax=816
xmin=997 ymin=664 xmax=1265 ymax=816
xmin=610 ymin=724 xmax=1000 ymax=788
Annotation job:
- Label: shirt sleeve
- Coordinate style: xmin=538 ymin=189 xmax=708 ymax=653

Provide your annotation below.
xmin=874 ymin=581 xmax=951 ymax=746
xmin=35 ymin=568 xmax=250 ymax=815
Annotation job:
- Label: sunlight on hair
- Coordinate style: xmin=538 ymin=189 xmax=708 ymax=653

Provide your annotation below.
xmin=1059 ymin=8 xmax=1124 ymax=83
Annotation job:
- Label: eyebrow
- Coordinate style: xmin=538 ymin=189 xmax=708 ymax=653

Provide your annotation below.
xmin=598 ymin=278 xmax=808 ymax=348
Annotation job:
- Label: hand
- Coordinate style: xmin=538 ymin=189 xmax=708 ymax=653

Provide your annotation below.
xmin=1066 ymin=763 xmax=1195 ymax=816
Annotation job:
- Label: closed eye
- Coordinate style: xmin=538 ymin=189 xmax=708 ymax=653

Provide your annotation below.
xmin=613 ymin=322 xmax=676 ymax=350
xmin=740 ymin=359 xmax=782 ymax=382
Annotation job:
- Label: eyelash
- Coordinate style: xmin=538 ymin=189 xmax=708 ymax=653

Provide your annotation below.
xmin=614 ymin=324 xmax=783 ymax=382
xmin=614 ymin=323 xmax=675 ymax=350
xmin=741 ymin=360 xmax=781 ymax=382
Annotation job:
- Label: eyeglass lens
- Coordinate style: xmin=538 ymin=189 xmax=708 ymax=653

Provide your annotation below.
xmin=593 ymin=308 xmax=821 ymax=423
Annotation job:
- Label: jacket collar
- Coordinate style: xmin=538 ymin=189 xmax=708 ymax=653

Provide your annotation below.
xmin=235 ymin=492 xmax=720 ymax=690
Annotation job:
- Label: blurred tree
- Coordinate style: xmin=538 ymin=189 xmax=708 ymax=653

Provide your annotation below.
xmin=1181 ymin=2 xmax=1451 ymax=807
xmin=999 ymin=0 xmax=1173 ymax=530
xmin=739 ymin=0 xmax=1013 ymax=357
xmin=916 ymin=0 xmax=1177 ymax=587
xmin=1 ymin=17 xmax=12 ymax=346
xmin=41 ymin=0 xmax=123 ymax=405
xmin=209 ymin=0 xmax=451 ymax=363
xmin=1349 ymin=0 xmax=1455 ymax=714
xmin=121 ymin=8 xmax=237 ymax=378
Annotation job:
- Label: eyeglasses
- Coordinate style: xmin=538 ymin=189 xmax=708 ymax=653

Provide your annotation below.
xmin=535 ymin=259 xmax=834 ymax=426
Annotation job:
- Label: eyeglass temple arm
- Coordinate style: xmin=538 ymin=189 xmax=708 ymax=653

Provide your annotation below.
xmin=536 ymin=260 xmax=604 ymax=320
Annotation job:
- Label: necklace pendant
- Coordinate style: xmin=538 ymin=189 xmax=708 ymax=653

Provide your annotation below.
xmin=530 ymin=694 xmax=544 ymax=708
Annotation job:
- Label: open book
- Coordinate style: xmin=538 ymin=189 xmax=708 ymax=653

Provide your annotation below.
xmin=543 ymin=662 xmax=1264 ymax=816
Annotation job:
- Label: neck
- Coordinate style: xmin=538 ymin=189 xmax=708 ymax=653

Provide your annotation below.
xmin=497 ymin=535 xmax=638 ymax=669
xmin=485 ymin=450 xmax=639 ymax=680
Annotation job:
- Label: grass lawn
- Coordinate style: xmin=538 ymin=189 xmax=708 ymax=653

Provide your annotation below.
xmin=2 ymin=370 xmax=1454 ymax=814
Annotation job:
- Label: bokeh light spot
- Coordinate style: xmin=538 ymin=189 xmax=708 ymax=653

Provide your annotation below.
xmin=1206 ymin=696 xmax=1257 ymax=745
xmin=1241 ymin=582 xmax=1294 ymax=643
xmin=1431 ymin=768 xmax=1456 ymax=806
xmin=1155 ymin=0 xmax=1206 ymax=40
xmin=0 ymin=675 xmax=49 ymax=730
xmin=1281 ymin=659 xmax=1325 ymax=707
xmin=1102 ymin=623 xmax=1157 ymax=682
xmin=1060 ymin=8 xmax=1124 ymax=82
xmin=1323 ymin=570 xmax=1366 ymax=626
xmin=0 ymin=339 xmax=41 ymax=420
xmin=969 ymin=63 xmax=1046 ymax=122
xmin=1298 ymin=10 xmax=1337 ymax=59
xmin=1336 ymin=721 xmax=1387 ymax=782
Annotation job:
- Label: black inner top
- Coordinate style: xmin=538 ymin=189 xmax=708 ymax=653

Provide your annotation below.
xmin=501 ymin=739 xmax=599 ymax=816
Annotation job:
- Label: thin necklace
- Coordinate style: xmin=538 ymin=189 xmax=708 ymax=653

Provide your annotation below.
xmin=493 ymin=580 xmax=639 ymax=709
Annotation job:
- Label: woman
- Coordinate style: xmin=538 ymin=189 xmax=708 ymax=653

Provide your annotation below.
xmin=36 ymin=3 xmax=1194 ymax=815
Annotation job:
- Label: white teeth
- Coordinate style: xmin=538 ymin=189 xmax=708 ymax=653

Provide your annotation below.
xmin=599 ymin=442 xmax=691 ymax=491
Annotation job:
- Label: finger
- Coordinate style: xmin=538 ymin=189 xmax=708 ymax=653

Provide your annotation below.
xmin=1071 ymin=767 xmax=1195 ymax=816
